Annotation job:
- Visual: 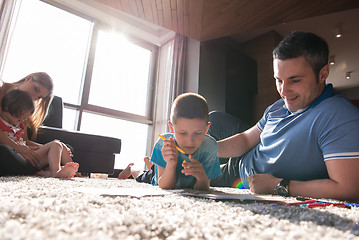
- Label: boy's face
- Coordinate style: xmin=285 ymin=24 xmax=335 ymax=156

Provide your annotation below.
xmin=169 ymin=118 xmax=210 ymax=155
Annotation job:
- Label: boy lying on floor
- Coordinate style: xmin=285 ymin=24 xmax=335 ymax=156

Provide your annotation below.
xmin=118 ymin=93 xmax=221 ymax=190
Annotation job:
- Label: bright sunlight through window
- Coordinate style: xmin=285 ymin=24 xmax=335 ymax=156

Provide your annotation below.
xmin=1 ymin=0 xmax=92 ymax=105
xmin=89 ymin=31 xmax=152 ymax=116
xmin=1 ymin=0 xmax=156 ymax=170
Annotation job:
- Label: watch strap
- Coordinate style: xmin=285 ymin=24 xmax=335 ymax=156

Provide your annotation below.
xmin=274 ymin=179 xmax=290 ymax=197
xmin=279 ymin=179 xmax=290 ymax=188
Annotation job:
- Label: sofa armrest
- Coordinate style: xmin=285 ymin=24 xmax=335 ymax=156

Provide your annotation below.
xmin=37 ymin=126 xmax=121 ymax=153
xmin=36 ymin=126 xmax=121 ymax=174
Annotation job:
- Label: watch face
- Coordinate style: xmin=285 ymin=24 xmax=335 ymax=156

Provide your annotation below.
xmin=276 ymin=186 xmax=289 ymax=197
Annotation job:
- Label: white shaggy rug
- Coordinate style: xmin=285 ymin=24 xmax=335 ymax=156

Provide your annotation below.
xmin=0 ymin=176 xmax=358 ymax=240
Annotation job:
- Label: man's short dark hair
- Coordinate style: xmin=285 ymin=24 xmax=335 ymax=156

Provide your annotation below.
xmin=170 ymin=93 xmax=209 ymax=124
xmin=273 ymin=32 xmax=329 ymax=77
xmin=1 ymin=89 xmax=35 ymax=118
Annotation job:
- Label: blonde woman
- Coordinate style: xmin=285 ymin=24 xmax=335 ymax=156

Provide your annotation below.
xmin=0 ymin=72 xmax=73 ymax=175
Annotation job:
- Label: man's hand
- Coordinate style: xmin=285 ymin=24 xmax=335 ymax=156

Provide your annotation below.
xmin=182 ymin=155 xmax=209 ymax=190
xmin=15 ymin=145 xmax=41 ymax=167
xmin=161 ymin=137 xmax=179 ymax=167
xmin=247 ymin=173 xmax=281 ymax=194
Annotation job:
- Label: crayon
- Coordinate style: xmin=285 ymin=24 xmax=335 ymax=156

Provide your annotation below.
xmin=286 ymin=199 xmax=317 ymax=206
xmin=158 ymin=134 xmax=185 ymax=154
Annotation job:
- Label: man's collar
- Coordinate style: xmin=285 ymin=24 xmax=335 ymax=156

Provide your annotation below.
xmin=307 ymin=83 xmax=335 ymax=110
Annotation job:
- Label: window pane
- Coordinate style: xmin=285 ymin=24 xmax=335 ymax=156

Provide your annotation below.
xmin=1 ymin=0 xmax=92 ymax=105
xmin=63 ymin=108 xmax=78 ymax=131
xmin=89 ymin=31 xmax=152 ymax=116
xmin=80 ymin=112 xmax=149 ymax=170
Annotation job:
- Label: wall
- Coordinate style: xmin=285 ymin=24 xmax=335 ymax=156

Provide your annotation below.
xmin=186 ymin=30 xmax=359 ymax=125
xmin=237 ymin=31 xmax=282 ymax=122
xmin=198 ymin=39 xmax=227 ymax=113
xmin=184 ymin=38 xmax=200 ymax=93
xmin=198 ymin=37 xmax=257 ymax=125
xmin=340 ymin=86 xmax=359 ymax=100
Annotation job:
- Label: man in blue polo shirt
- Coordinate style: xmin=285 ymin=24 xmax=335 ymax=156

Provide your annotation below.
xmin=212 ymin=32 xmax=359 ymax=202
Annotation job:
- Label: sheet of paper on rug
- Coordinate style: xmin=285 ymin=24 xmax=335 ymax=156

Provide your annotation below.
xmin=179 ymin=189 xmax=291 ymax=204
xmin=76 ymin=187 xmax=183 ymax=198
xmin=76 ymin=187 xmax=291 ymax=204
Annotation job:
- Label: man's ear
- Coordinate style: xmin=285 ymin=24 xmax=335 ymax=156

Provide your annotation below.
xmin=205 ymin=122 xmax=211 ymax=134
xmin=24 ymin=75 xmax=32 ymax=82
xmin=168 ymin=121 xmax=174 ymax=133
xmin=319 ymin=64 xmax=329 ymax=83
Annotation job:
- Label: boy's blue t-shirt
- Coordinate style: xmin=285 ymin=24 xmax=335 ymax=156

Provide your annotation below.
xmin=239 ymin=84 xmax=359 ymax=188
xmin=150 ymin=133 xmax=222 ymax=188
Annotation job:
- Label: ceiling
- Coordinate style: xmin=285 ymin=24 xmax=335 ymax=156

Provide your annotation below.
xmin=92 ymin=0 xmax=359 ymax=42
xmin=232 ymin=8 xmax=359 ymax=90
xmin=87 ymin=0 xmax=359 ymax=90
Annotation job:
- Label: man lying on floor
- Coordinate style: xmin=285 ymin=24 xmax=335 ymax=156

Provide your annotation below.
xmin=210 ymin=31 xmax=359 ymax=203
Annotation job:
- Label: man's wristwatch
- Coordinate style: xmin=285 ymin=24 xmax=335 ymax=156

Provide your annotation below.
xmin=274 ymin=179 xmax=290 ymax=197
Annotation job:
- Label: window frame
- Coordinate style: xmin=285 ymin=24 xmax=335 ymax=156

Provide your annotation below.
xmin=43 ymin=0 xmax=158 ymax=131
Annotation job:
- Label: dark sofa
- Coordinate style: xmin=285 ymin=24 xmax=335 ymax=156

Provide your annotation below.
xmin=208 ymin=110 xmax=249 ymax=164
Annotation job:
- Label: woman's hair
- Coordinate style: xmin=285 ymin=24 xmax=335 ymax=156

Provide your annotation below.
xmin=17 ymin=72 xmax=54 ymax=139
xmin=272 ymin=32 xmax=329 ymax=80
xmin=1 ymin=89 xmax=35 ymax=118
xmin=170 ymin=93 xmax=209 ymax=124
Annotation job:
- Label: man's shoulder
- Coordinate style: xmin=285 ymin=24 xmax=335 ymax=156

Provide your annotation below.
xmin=261 ymin=98 xmax=286 ymax=117
xmin=318 ymin=94 xmax=359 ymax=117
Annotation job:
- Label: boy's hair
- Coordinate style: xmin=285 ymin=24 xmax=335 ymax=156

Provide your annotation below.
xmin=1 ymin=89 xmax=35 ymax=118
xmin=273 ymin=31 xmax=329 ymax=80
xmin=170 ymin=93 xmax=209 ymax=124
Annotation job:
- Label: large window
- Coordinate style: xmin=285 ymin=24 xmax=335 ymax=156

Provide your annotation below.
xmin=1 ymin=0 xmax=157 ymax=170
xmin=89 ymin=30 xmax=152 ymax=116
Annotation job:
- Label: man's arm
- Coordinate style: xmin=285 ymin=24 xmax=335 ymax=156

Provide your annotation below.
xmin=291 ymin=158 xmax=359 ymax=201
xmin=248 ymin=158 xmax=359 ymax=202
xmin=217 ymin=125 xmax=261 ymax=158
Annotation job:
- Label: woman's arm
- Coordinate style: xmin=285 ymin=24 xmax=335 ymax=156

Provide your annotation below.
xmin=0 ymin=129 xmax=40 ymax=166
xmin=0 ymin=129 xmax=20 ymax=149
xmin=22 ymin=128 xmax=41 ymax=147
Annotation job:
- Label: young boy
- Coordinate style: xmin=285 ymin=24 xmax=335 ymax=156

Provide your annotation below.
xmin=0 ymin=89 xmax=78 ymax=178
xmin=151 ymin=93 xmax=221 ymax=190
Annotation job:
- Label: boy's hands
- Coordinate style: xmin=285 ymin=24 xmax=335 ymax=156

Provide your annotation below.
xmin=158 ymin=137 xmax=179 ymax=189
xmin=161 ymin=137 xmax=179 ymax=167
xmin=182 ymin=155 xmax=209 ymax=190
xmin=160 ymin=139 xmax=210 ymax=190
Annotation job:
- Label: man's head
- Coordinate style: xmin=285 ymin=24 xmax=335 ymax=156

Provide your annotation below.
xmin=272 ymin=32 xmax=330 ymax=112
xmin=169 ymin=93 xmax=210 ymax=155
xmin=273 ymin=31 xmax=329 ymax=79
